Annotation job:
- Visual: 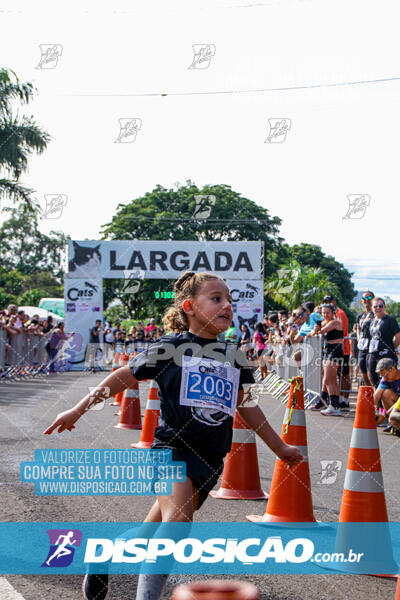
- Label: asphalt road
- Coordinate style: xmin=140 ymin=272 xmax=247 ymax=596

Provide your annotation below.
xmin=0 ymin=371 xmax=399 ymax=600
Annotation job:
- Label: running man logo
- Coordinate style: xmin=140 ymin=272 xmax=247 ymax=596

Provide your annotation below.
xmin=36 ymin=44 xmax=63 ymax=69
xmin=114 ymin=118 xmax=142 ymax=143
xmin=41 ymin=194 xmax=68 ymax=220
xmin=319 ymin=460 xmax=342 ymax=485
xmin=343 ymin=194 xmax=371 ymax=220
xmin=188 ymin=44 xmax=216 ymax=69
xmin=265 ymin=119 xmax=292 ymax=143
xmin=41 ymin=529 xmax=82 ymax=567
xmin=193 ymin=195 xmax=216 ymax=220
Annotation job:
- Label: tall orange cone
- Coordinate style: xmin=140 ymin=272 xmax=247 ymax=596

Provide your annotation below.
xmin=395 ymin=576 xmax=400 ymax=600
xmin=171 ymin=580 xmax=259 ymax=600
xmin=131 ymin=380 xmax=160 ymax=449
xmin=333 ymin=386 xmax=397 ymax=575
xmin=114 ymin=379 xmax=142 ymax=430
xmin=247 ymin=375 xmax=316 ymax=522
xmin=339 ymin=386 xmax=388 ymax=522
xmin=210 ymin=412 xmax=268 ymax=500
xmin=110 ymin=353 xmax=129 ymax=407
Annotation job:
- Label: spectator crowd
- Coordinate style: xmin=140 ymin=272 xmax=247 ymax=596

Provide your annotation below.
xmin=1 ymin=294 xmax=400 ymax=436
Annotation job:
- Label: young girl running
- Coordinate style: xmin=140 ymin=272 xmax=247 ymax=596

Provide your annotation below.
xmin=44 ymin=271 xmax=303 ymax=600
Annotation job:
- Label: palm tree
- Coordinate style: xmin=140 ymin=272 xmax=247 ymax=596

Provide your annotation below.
xmin=0 ymin=68 xmax=50 ymax=211
xmin=265 ymin=259 xmax=340 ymax=309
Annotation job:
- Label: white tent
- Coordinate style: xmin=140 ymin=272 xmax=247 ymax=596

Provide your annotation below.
xmin=18 ymin=306 xmax=63 ymax=323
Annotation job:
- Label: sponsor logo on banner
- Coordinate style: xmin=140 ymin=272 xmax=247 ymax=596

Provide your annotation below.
xmin=66 ymin=303 xmax=76 ymax=312
xmin=77 ymin=302 xmax=90 ymax=312
xmin=42 ymin=529 xmax=82 ymax=567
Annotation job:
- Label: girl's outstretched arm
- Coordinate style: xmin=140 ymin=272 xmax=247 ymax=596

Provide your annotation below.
xmin=237 ymin=389 xmax=303 ymax=467
xmin=44 ymin=366 xmax=137 ymax=435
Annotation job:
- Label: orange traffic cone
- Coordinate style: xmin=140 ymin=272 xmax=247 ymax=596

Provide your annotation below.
xmin=339 ymin=386 xmax=388 ymax=522
xmin=247 ymin=375 xmax=316 ymax=522
xmin=114 ymin=379 xmax=142 ymax=430
xmin=333 ymin=386 xmax=397 ymax=575
xmin=110 ymin=354 xmax=129 ymax=407
xmin=131 ymin=380 xmax=160 ymax=449
xmin=210 ymin=412 xmax=268 ymax=500
xmin=395 ymin=576 xmax=400 ymax=600
xmin=171 ymin=580 xmax=258 ymax=600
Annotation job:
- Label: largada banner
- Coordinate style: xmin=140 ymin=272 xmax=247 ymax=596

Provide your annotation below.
xmin=67 ymin=240 xmax=263 ymax=280
xmin=64 ymin=278 xmax=103 ymax=370
xmin=226 ymin=279 xmax=264 ymax=336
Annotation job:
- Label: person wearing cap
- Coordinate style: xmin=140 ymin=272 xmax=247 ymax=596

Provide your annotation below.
xmin=374 ymin=358 xmax=400 ymax=436
xmin=323 ymin=294 xmax=350 ymax=410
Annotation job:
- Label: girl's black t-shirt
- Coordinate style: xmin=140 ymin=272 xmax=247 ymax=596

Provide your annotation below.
xmin=129 ymin=330 xmax=254 ymax=456
xmin=368 ymin=315 xmax=400 ymax=355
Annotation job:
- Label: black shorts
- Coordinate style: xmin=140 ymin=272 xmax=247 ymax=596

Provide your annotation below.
xmin=358 ymin=350 xmax=368 ymax=374
xmin=323 ymin=343 xmax=343 ymax=362
xmin=338 ymin=354 xmax=350 ymax=376
xmin=151 ymin=442 xmax=224 ymax=509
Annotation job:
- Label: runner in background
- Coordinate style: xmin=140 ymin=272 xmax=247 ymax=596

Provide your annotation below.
xmin=44 ymin=270 xmax=302 ymax=600
xmin=253 ymin=322 xmax=268 ymax=379
xmin=356 ymin=291 xmax=375 ymax=386
xmin=367 ymin=297 xmax=400 ymax=388
xmin=323 ymin=294 xmax=350 ymax=410
xmin=318 ymin=304 xmax=344 ymax=417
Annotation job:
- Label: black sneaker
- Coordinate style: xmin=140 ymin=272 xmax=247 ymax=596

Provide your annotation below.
xmin=339 ymin=401 xmax=350 ymax=411
xmin=383 ymin=425 xmax=393 ymax=433
xmin=82 ymin=574 xmax=108 ymax=600
xmin=392 ymin=427 xmax=400 ymax=438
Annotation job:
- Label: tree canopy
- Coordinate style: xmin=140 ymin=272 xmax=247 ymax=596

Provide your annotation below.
xmin=0 ymin=68 xmax=50 ymax=209
xmin=101 ymin=181 xmax=286 ymax=318
xmin=285 ymin=243 xmax=355 ymax=309
xmin=0 ymin=205 xmax=68 ymax=279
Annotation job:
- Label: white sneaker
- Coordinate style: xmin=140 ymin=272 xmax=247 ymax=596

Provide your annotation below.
xmin=320 ymin=405 xmax=342 ymax=417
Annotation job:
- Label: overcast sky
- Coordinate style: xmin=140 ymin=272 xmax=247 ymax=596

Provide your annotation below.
xmin=2 ymin=0 xmax=400 ymax=299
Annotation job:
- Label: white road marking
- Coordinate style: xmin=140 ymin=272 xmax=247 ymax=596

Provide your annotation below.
xmin=0 ymin=577 xmax=26 ymax=599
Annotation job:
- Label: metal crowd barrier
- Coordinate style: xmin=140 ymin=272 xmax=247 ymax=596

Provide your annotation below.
xmin=0 ymin=330 xmax=50 ymax=382
xmin=258 ymin=335 xmax=360 ymax=408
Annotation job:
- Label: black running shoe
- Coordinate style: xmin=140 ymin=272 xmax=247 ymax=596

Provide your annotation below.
xmin=383 ymin=425 xmax=393 ymax=433
xmin=82 ymin=574 xmax=108 ymax=600
xmin=339 ymin=401 xmax=350 ymax=411
xmin=392 ymin=427 xmax=400 ymax=438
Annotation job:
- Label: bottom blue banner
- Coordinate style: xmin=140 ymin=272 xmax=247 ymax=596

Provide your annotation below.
xmin=0 ymin=522 xmax=399 ymax=575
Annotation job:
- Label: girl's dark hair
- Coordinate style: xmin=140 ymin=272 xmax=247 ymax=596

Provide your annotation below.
xmin=321 ymin=303 xmax=335 ymax=313
xmin=162 ymin=271 xmax=224 ymax=333
xmin=302 ymin=301 xmax=315 ymax=313
xmin=268 ymin=312 xmax=279 ymax=324
xmin=255 ymin=322 xmax=265 ymax=333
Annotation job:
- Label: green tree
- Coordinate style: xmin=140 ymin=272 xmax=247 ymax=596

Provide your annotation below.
xmin=384 ymin=297 xmax=400 ymax=321
xmin=0 ymin=204 xmax=68 ymax=278
xmin=0 ymin=289 xmax=17 ymax=308
xmin=17 ymin=288 xmax=46 ymax=307
xmin=265 ymin=259 xmax=339 ymax=309
xmin=0 ymin=266 xmax=26 ymax=297
xmin=0 ymin=68 xmax=50 ymax=209
xmin=101 ymin=181 xmax=285 ymax=318
xmin=287 ymin=243 xmax=355 ymax=308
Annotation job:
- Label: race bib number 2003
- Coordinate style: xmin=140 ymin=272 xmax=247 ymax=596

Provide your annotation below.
xmin=180 ymin=356 xmax=240 ymax=417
